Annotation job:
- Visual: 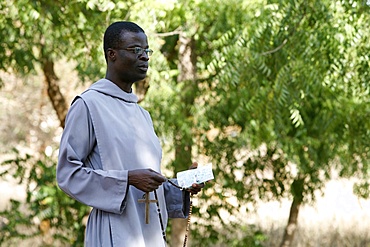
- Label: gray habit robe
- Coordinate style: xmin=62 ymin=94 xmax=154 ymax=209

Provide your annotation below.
xmin=57 ymin=79 xmax=189 ymax=247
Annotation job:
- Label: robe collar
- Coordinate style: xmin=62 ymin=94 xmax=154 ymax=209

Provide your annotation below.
xmin=87 ymin=78 xmax=138 ymax=103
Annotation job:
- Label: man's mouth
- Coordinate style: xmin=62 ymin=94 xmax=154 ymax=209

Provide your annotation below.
xmin=138 ymin=65 xmax=148 ymax=72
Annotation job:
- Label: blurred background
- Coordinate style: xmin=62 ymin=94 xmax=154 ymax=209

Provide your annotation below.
xmin=0 ymin=0 xmax=369 ymax=246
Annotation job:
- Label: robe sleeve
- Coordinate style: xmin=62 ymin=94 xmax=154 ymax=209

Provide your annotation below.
xmin=57 ymin=98 xmax=128 ymax=214
xmin=163 ymin=179 xmax=190 ymax=218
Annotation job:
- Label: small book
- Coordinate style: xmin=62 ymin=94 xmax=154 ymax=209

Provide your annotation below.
xmin=177 ymin=163 xmax=214 ymax=189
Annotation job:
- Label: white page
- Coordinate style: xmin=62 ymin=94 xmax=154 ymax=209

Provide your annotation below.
xmin=176 ymin=163 xmax=214 ymax=189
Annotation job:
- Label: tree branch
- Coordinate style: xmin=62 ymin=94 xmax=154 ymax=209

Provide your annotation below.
xmin=262 ymin=39 xmax=288 ymax=55
xmin=153 ymin=29 xmax=182 ymax=37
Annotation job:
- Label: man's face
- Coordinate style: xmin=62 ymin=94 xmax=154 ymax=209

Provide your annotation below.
xmin=112 ymin=31 xmax=150 ymax=84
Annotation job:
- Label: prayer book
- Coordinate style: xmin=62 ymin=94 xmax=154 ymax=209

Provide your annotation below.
xmin=177 ymin=163 xmax=214 ymax=189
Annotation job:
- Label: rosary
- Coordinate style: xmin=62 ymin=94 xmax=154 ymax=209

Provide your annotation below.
xmin=138 ymin=180 xmax=194 ymax=247
xmin=138 ymin=164 xmax=214 ymax=247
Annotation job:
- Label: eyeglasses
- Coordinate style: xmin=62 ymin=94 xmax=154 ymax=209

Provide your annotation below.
xmin=120 ymin=47 xmax=153 ymax=56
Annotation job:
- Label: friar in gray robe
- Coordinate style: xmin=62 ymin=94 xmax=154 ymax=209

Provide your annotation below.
xmin=57 ymin=22 xmax=203 ymax=247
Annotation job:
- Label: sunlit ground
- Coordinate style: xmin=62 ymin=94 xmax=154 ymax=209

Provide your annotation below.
xmin=252 ymin=178 xmax=370 ymax=247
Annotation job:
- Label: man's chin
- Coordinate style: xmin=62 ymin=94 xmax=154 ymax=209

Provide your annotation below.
xmin=137 ymin=73 xmax=147 ymax=81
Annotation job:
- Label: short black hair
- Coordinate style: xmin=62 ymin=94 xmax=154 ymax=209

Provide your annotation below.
xmin=103 ymin=21 xmax=145 ymax=61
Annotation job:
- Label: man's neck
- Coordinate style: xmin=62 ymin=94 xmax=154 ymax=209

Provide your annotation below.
xmin=105 ymin=75 xmax=132 ymax=93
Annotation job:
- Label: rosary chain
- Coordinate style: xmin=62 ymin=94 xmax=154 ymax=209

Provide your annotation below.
xmin=183 ymin=195 xmax=193 ymax=247
xmin=166 ymin=179 xmax=184 ymax=190
xmin=153 ymin=180 xmax=193 ymax=247
xmin=154 ymin=190 xmax=167 ymax=246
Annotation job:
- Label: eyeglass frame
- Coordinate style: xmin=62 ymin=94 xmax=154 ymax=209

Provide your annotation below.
xmin=115 ymin=47 xmax=153 ymax=56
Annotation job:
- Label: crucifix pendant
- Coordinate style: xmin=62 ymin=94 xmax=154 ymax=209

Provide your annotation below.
xmin=138 ymin=192 xmax=158 ymax=224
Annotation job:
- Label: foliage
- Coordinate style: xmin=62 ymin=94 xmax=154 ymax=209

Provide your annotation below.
xmin=0 ymin=149 xmax=90 ymax=246
xmin=197 ymin=0 xmax=369 ymax=243
xmin=0 ymin=0 xmax=132 ymax=82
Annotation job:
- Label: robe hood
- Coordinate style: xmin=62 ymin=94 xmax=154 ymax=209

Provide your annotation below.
xmin=88 ymin=78 xmax=139 ymax=103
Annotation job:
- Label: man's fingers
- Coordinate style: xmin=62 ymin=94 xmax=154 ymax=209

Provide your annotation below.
xmin=152 ymin=173 xmax=167 ymax=183
xmin=189 ymin=162 xmax=198 ymax=170
xmin=186 ymin=182 xmax=205 ymax=195
xmin=148 ymin=169 xmax=167 ymax=183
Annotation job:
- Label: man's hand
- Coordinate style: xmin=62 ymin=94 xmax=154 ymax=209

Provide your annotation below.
xmin=187 ymin=162 xmax=205 ymax=195
xmin=128 ymin=169 xmax=167 ymax=192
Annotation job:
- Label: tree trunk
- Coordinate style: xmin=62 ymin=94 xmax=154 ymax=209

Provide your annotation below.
xmin=41 ymin=58 xmax=68 ymax=128
xmin=170 ymin=32 xmax=197 ymax=247
xmin=279 ymin=178 xmax=304 ymax=247
xmin=173 ymin=32 xmax=197 ymax=168
xmin=279 ymin=196 xmax=301 ymax=247
xmin=171 ymin=218 xmax=188 ymax=247
xmin=134 ymin=77 xmax=150 ymax=103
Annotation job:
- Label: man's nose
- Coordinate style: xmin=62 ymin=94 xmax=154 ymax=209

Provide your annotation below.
xmin=139 ymin=51 xmax=150 ymax=61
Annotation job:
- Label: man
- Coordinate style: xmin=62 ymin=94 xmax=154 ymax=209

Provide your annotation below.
xmin=57 ymin=21 xmax=203 ymax=247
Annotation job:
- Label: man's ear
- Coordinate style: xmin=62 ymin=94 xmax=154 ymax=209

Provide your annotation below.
xmin=107 ymin=48 xmax=116 ymax=61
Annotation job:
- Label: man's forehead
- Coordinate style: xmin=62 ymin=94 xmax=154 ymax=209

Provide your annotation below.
xmin=119 ymin=31 xmax=147 ymax=46
xmin=120 ymin=31 xmax=146 ymax=40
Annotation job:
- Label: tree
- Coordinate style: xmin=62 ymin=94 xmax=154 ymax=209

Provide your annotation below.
xmin=200 ymin=0 xmax=370 ymax=246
